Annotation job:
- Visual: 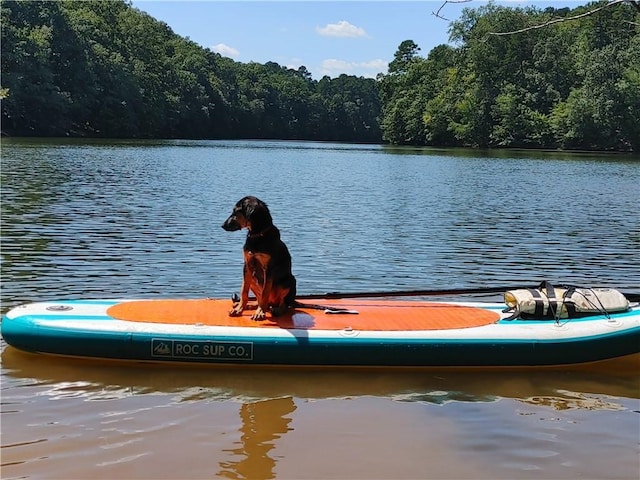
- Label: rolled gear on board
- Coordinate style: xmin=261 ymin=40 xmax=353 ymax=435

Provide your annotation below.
xmin=504 ymin=281 xmax=630 ymax=320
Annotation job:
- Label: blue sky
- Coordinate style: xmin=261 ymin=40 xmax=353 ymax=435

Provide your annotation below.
xmin=131 ymin=1 xmax=582 ymax=79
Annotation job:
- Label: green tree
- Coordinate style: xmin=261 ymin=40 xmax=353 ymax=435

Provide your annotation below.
xmin=380 ymin=0 xmax=639 ymax=151
xmin=1 ymin=0 xmax=382 ymax=142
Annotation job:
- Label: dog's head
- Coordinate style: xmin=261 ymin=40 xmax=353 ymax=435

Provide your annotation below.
xmin=221 ymin=196 xmax=273 ymax=233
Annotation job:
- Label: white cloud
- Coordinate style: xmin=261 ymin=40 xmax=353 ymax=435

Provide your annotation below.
xmin=361 ymin=59 xmax=388 ymax=71
xmin=320 ymin=58 xmax=388 ymax=78
xmin=210 ymin=43 xmax=240 ymax=58
xmin=321 ymin=59 xmax=352 ymax=73
xmin=286 ymin=61 xmax=304 ymax=71
xmin=316 ymin=20 xmax=368 ymax=38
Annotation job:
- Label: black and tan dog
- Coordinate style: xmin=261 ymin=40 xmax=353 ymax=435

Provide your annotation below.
xmin=222 ymin=196 xmax=297 ymax=320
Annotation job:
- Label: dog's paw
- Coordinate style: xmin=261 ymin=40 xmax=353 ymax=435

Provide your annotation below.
xmin=229 ymin=305 xmax=244 ymax=317
xmin=251 ymin=307 xmax=267 ymax=321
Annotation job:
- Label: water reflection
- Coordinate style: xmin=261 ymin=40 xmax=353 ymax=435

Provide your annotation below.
xmin=2 ymin=346 xmax=638 ymax=479
xmin=218 ymin=397 xmax=296 ymax=480
xmin=2 ymin=346 xmax=638 ymax=409
xmin=520 ymin=390 xmax=626 ymax=411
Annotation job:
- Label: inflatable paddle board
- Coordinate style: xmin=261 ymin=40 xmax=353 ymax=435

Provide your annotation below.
xmin=2 ymin=297 xmax=639 ymax=368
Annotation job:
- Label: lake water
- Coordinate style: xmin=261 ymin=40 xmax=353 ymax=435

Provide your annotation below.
xmin=1 ymin=139 xmax=639 ymax=479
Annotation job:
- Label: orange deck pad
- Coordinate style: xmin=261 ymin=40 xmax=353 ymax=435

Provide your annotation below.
xmin=107 ymin=299 xmax=500 ymax=331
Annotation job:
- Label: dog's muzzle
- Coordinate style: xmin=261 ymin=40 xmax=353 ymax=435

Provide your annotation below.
xmin=222 ymin=218 xmax=241 ymax=231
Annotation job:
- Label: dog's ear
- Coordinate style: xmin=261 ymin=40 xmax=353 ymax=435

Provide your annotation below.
xmin=241 ymin=197 xmax=258 ymax=220
xmin=242 ymin=196 xmax=272 ymax=229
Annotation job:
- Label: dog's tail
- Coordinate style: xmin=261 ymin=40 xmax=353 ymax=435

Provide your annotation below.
xmin=291 ymin=300 xmax=359 ymax=315
xmin=230 ymin=294 xmax=359 ymax=314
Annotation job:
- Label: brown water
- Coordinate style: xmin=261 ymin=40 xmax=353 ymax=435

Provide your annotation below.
xmin=2 ymin=139 xmax=639 ymax=479
xmin=2 ymin=345 xmax=639 ymax=479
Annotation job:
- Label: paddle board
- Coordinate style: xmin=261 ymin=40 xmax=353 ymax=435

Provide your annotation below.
xmin=2 ymin=298 xmax=639 ymax=368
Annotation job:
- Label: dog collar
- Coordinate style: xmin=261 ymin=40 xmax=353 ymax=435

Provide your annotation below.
xmin=247 ymin=225 xmax=273 ymax=238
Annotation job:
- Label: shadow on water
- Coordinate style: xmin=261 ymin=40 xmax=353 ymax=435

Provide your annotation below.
xmin=380 ymin=144 xmax=640 ymax=162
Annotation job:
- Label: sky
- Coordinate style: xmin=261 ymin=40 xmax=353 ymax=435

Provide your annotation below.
xmin=130 ymin=0 xmax=583 ymax=79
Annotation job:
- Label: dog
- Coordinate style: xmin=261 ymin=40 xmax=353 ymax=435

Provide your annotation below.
xmin=222 ymin=196 xmax=297 ymax=320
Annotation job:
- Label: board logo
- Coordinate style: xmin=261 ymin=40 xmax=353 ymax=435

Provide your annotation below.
xmin=151 ymin=339 xmax=253 ymax=360
xmin=153 ymin=341 xmax=171 ymax=356
xmin=46 ymin=305 xmax=73 ymax=311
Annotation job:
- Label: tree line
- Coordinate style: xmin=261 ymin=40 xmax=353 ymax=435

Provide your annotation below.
xmin=1 ymin=0 xmax=638 ymax=151
xmin=379 ymin=1 xmax=639 ymax=151
xmin=0 ymin=0 xmax=381 ymax=142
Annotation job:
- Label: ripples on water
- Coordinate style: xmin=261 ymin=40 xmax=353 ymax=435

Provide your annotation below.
xmin=1 ymin=139 xmax=638 ymax=308
xmin=2 ymin=347 xmax=639 ymax=479
xmin=1 ymin=139 xmax=639 ymax=479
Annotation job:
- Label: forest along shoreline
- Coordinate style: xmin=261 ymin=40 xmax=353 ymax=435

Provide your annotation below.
xmin=1 ymin=1 xmax=638 ymax=152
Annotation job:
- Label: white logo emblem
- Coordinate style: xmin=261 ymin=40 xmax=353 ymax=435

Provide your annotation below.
xmin=153 ymin=342 xmax=171 ymax=355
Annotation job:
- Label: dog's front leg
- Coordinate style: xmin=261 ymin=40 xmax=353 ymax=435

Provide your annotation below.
xmin=229 ymin=265 xmax=251 ymax=316
xmin=252 ymin=272 xmax=272 ymax=321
